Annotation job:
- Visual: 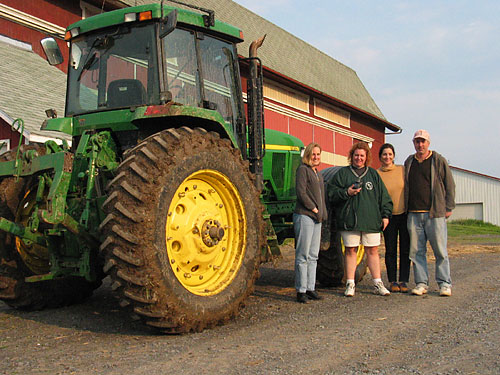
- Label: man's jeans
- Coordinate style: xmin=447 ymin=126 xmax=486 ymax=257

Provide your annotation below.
xmin=407 ymin=212 xmax=452 ymax=287
xmin=293 ymin=213 xmax=321 ymax=293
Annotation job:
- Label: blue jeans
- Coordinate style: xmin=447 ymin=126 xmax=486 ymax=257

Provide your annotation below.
xmin=407 ymin=212 xmax=451 ymax=287
xmin=293 ymin=213 xmax=321 ymax=293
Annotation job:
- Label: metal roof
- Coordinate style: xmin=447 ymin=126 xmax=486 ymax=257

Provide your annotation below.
xmin=0 ymin=39 xmax=69 ymax=142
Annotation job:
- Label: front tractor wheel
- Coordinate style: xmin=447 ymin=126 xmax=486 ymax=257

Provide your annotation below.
xmin=101 ymin=127 xmax=264 ymax=333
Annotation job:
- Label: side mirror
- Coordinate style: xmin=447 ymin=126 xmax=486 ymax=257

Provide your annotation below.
xmin=159 ymin=9 xmax=178 ymax=39
xmin=41 ymin=37 xmax=64 ymax=66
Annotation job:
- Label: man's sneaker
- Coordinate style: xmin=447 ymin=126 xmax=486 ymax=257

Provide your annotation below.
xmin=374 ymin=281 xmax=390 ymax=296
xmin=439 ymin=285 xmax=452 ymax=297
xmin=344 ymin=282 xmax=355 ymax=297
xmin=411 ymin=284 xmax=428 ymax=296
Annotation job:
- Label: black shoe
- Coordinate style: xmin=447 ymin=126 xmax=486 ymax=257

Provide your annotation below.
xmin=306 ymin=290 xmax=323 ymax=300
xmin=296 ymin=292 xmax=309 ymax=303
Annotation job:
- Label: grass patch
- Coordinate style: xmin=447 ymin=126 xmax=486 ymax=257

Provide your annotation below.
xmin=448 ymin=219 xmax=500 ymax=244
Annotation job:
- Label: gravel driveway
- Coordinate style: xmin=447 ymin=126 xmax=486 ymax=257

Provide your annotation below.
xmin=1 ymin=245 xmax=499 ymax=375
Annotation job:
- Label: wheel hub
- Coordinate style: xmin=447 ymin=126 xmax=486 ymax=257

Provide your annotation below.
xmin=201 ymin=219 xmax=225 ymax=247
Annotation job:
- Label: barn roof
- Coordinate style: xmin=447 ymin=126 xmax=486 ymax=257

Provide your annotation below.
xmin=0 ymin=38 xmax=68 ymax=142
xmin=122 ymin=0 xmax=399 ymax=130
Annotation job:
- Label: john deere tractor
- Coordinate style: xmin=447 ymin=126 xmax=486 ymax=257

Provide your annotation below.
xmin=0 ymin=2 xmax=305 ymax=333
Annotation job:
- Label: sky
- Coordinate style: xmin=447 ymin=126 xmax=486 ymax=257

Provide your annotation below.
xmin=232 ymin=0 xmax=500 ymax=178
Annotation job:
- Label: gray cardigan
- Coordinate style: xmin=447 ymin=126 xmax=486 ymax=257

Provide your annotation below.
xmin=404 ymin=151 xmax=455 ymax=218
xmin=294 ymin=163 xmax=328 ymax=223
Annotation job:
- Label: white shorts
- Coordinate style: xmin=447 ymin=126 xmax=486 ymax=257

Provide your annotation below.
xmin=340 ymin=231 xmax=380 ymax=247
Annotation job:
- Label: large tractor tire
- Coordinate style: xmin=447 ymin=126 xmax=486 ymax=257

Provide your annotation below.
xmin=0 ymin=145 xmax=101 ymax=309
xmin=316 ymin=166 xmax=368 ymax=287
xmin=101 ymin=127 xmax=264 ymax=333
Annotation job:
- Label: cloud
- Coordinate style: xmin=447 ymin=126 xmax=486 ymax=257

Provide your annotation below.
xmin=381 ymin=87 xmax=500 ymax=176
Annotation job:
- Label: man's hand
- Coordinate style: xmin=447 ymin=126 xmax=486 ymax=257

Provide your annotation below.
xmin=312 ymin=207 xmax=319 ymax=214
xmin=445 ymin=211 xmax=452 ymax=219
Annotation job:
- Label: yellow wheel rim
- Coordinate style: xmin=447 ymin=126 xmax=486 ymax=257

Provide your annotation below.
xmin=15 ymin=189 xmax=50 ymax=274
xmin=166 ymin=169 xmax=246 ymax=296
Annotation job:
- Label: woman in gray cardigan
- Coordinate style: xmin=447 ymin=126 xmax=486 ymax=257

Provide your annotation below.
xmin=293 ymin=143 xmax=328 ymax=303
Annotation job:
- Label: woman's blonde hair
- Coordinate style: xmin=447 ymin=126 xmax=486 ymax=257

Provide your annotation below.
xmin=348 ymin=142 xmax=372 ymax=166
xmin=302 ymin=143 xmax=322 ymax=166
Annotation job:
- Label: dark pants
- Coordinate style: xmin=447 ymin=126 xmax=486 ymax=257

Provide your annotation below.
xmin=383 ymin=213 xmax=410 ymax=282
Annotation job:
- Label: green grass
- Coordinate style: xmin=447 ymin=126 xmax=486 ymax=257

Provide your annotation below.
xmin=447 ymin=219 xmax=500 ymax=244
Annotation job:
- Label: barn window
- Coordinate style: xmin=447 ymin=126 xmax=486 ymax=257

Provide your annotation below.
xmin=314 ymin=99 xmax=350 ymax=128
xmin=263 ymin=80 xmax=309 ymax=112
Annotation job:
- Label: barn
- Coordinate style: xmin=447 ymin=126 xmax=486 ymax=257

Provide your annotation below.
xmin=451 ymin=166 xmax=500 ymax=227
xmin=0 ymin=0 xmax=400 ymax=167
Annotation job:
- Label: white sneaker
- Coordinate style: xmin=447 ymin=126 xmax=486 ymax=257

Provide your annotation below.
xmin=344 ymin=282 xmax=355 ymax=297
xmin=373 ymin=281 xmax=390 ymax=296
xmin=439 ymin=285 xmax=452 ymax=296
xmin=411 ymin=283 xmax=428 ymax=296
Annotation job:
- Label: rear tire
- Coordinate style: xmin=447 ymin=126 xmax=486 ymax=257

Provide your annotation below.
xmin=101 ymin=127 xmax=264 ymax=333
xmin=317 ymin=228 xmax=367 ymax=286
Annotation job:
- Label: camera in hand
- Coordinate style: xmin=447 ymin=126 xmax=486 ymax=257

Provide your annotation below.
xmin=353 ymin=181 xmax=363 ymax=189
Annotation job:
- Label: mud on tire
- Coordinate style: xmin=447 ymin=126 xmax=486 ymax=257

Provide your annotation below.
xmin=0 ymin=145 xmax=101 ymax=309
xmin=101 ymin=127 xmax=265 ymax=333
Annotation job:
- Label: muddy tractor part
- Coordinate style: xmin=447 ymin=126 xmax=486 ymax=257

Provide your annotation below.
xmin=0 ymin=3 xmax=302 ymax=333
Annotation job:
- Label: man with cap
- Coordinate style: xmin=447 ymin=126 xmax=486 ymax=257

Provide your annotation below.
xmin=404 ymin=129 xmax=455 ymax=296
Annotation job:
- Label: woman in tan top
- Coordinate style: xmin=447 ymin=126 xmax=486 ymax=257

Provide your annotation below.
xmin=377 ymin=143 xmax=410 ymax=293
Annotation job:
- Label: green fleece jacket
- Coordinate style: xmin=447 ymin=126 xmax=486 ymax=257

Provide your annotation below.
xmin=328 ymin=166 xmax=393 ymax=232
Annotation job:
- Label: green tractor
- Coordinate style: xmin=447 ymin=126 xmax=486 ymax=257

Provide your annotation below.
xmin=0 ymin=2 xmax=306 ymax=333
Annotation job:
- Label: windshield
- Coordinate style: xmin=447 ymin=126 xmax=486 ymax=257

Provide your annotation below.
xmin=66 ymin=23 xmax=159 ymax=116
xmin=162 ymin=29 xmax=241 ymax=126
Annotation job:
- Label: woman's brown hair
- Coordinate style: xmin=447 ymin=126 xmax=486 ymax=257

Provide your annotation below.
xmin=348 ymin=142 xmax=372 ymax=166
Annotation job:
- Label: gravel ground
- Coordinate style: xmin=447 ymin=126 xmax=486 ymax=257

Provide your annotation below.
xmin=1 ymin=245 xmax=499 ymax=375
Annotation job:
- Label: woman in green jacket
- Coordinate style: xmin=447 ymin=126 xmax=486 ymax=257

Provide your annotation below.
xmin=328 ymin=142 xmax=393 ymax=297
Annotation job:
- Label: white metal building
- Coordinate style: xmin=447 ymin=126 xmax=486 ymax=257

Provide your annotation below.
xmin=451 ymin=166 xmax=500 ymax=226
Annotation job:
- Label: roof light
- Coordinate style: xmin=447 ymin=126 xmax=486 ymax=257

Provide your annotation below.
xmin=139 ymin=11 xmax=152 ymax=21
xmin=65 ymin=27 xmax=80 ymax=41
xmin=70 ymin=28 xmax=80 ymax=38
xmin=124 ymin=12 xmax=137 ymax=22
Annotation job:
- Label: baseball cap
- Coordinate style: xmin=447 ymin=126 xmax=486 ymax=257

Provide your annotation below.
xmin=413 ymin=129 xmax=430 ymax=141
